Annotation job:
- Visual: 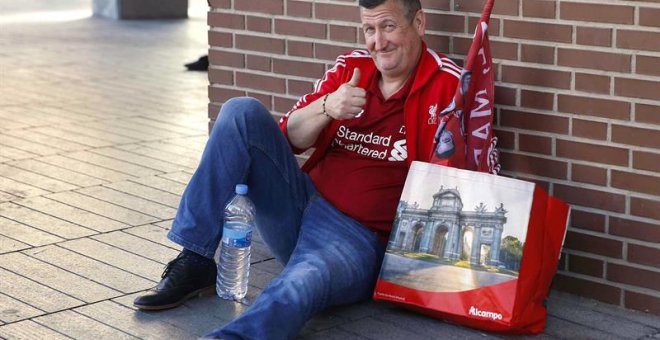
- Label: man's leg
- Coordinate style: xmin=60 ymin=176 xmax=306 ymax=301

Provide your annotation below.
xmin=206 ymin=195 xmax=385 ymax=340
xmin=135 ymin=97 xmax=314 ymax=310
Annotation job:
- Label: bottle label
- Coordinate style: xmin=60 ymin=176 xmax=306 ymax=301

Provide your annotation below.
xmin=222 ymin=224 xmax=252 ymax=248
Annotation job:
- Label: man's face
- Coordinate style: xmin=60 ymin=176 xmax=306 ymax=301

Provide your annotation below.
xmin=361 ymin=1 xmax=424 ymax=80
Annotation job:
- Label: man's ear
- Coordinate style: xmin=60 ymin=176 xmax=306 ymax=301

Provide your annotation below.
xmin=414 ymin=9 xmax=426 ymax=36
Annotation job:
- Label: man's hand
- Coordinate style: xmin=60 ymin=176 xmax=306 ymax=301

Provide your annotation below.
xmin=325 ymin=68 xmax=366 ymax=120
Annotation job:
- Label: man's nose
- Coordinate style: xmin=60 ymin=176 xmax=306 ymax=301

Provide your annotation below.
xmin=374 ymin=30 xmax=387 ymax=50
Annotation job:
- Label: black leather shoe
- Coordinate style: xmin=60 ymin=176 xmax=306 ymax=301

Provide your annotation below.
xmin=133 ymin=251 xmax=216 ymax=310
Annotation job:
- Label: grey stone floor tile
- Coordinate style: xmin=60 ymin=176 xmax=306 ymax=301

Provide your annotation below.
xmin=0 ymin=177 xmax=49 ymax=199
xmin=0 ymin=134 xmax=61 ymax=157
xmin=26 ymin=127 xmax=114 ymax=148
xmin=0 ymin=216 xmax=63 ymax=247
xmin=76 ymin=186 xmax=177 ymax=220
xmin=158 ymin=171 xmax=194 ymax=185
xmin=70 ymin=121 xmax=164 ymax=142
xmin=8 ymin=159 xmax=104 ymax=188
xmin=0 ymin=191 xmax=21 ymax=203
xmin=116 ymin=144 xmax=201 ymax=170
xmin=542 ymin=315 xmax=624 ymax=340
xmin=88 ymin=119 xmax=188 ymax=140
xmin=0 ymin=253 xmax=120 ymax=303
xmin=41 ymin=124 xmax=140 ymax=146
xmin=0 ymin=145 xmax=38 ymax=162
xmin=128 ymin=176 xmax=186 ymax=196
xmin=0 ymin=202 xmax=97 ymax=239
xmin=374 ymin=307 xmax=494 ymax=339
xmin=0 ymin=293 xmax=44 ymax=323
xmin=135 ymin=139 xmax=206 ymax=157
xmin=24 ymin=245 xmax=154 ymax=294
xmin=0 ymin=234 xmax=30 ymax=254
xmin=298 ymin=327 xmax=371 ymax=339
xmin=58 ymin=238 xmax=163 ymax=280
xmin=37 ymin=155 xmax=134 ymax=182
xmin=74 ymin=301 xmax=192 ymax=340
xmin=101 ymin=181 xmax=181 ymax=210
xmin=0 ymin=319 xmax=72 ymax=340
xmin=15 ymin=197 xmax=126 ymax=233
xmin=64 ymin=151 xmax=162 ymax=178
xmin=2 ymin=129 xmax=88 ymax=152
xmin=0 ymin=267 xmax=83 ymax=313
xmin=92 ymin=231 xmax=180 ymax=265
xmin=124 ymin=117 xmax=202 ymax=136
xmin=46 ymin=191 xmax=159 ymax=226
xmin=32 ymin=310 xmax=139 ymax=340
xmin=0 ymin=164 xmax=78 ymax=193
xmin=90 ymin=147 xmax=185 ymax=173
xmin=123 ymin=224 xmax=180 ymax=250
xmin=337 ymin=317 xmax=432 ymax=340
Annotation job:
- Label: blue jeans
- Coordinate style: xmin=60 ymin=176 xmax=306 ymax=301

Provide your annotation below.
xmin=167 ymin=97 xmax=385 ymax=340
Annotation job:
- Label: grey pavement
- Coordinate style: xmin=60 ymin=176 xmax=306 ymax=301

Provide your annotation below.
xmin=0 ymin=1 xmax=658 ymax=339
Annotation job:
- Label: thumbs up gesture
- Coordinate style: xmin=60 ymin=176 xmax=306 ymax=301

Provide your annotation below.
xmin=324 ymin=68 xmax=366 ymax=120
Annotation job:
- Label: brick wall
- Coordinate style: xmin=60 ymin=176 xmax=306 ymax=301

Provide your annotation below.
xmin=207 ymin=0 xmax=660 ymax=314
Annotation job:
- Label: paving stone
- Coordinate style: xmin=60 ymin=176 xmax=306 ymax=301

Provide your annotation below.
xmin=0 ymin=252 xmax=120 ymax=303
xmin=0 ymin=191 xmax=20 ymax=203
xmin=75 ymin=301 xmax=192 ymax=340
xmin=123 ymin=224 xmax=180 ymax=250
xmin=3 ymin=129 xmax=88 ymax=152
xmin=8 ymin=159 xmax=103 ymax=187
xmin=40 ymin=124 xmax=139 ymax=145
xmin=64 ymin=151 xmax=162 ymax=178
xmin=58 ymin=238 xmax=163 ymax=281
xmin=16 ymin=197 xmax=126 ymax=233
xmin=0 ymin=134 xmax=61 ymax=156
xmin=0 ymin=177 xmax=49 ymax=199
xmin=76 ymin=186 xmax=177 ymax=220
xmin=337 ymin=316 xmax=430 ymax=340
xmin=0 ymin=202 xmax=97 ymax=239
xmin=0 ymin=145 xmax=37 ymax=162
xmin=298 ymin=327 xmax=370 ymax=339
xmin=124 ymin=117 xmax=201 ymax=136
xmin=133 ymin=140 xmax=205 ymax=157
xmin=71 ymin=121 xmax=163 ymax=142
xmin=25 ymin=245 xmax=154 ymax=294
xmin=0 ymin=216 xmax=63 ymax=247
xmin=37 ymin=155 xmax=133 ymax=182
xmin=90 ymin=147 xmax=184 ymax=173
xmin=46 ymin=191 xmax=158 ymax=226
xmin=0 ymin=293 xmax=44 ymax=323
xmin=21 ymin=126 xmax=114 ymax=148
xmin=0 ymin=319 xmax=72 ymax=340
xmin=0 ymin=267 xmax=83 ymax=313
xmin=33 ymin=310 xmax=139 ymax=340
xmin=542 ymin=315 xmax=625 ymax=340
xmin=92 ymin=231 xmax=179 ymax=265
xmin=89 ymin=119 xmax=187 ymax=139
xmin=116 ymin=144 xmax=200 ymax=170
xmin=157 ymin=171 xmax=193 ymax=184
xmin=0 ymin=164 xmax=78 ymax=193
xmin=374 ymin=307 xmax=494 ymax=339
xmin=128 ymin=175 xmax=186 ymax=196
xmin=0 ymin=234 xmax=30 ymax=254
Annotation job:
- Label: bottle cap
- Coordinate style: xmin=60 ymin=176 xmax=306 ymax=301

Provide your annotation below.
xmin=235 ymin=184 xmax=248 ymax=195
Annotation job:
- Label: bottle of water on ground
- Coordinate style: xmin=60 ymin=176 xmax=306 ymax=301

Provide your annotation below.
xmin=217 ymin=184 xmax=256 ymax=301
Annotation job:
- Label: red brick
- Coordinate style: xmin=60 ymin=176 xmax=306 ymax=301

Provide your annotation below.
xmin=572 ymin=119 xmax=607 ymax=141
xmin=208 ymin=0 xmax=230 ymax=9
xmin=503 ymin=20 xmax=572 ymax=43
xmin=635 ymin=103 xmax=660 ymax=125
xmin=560 ymin=2 xmax=634 ymax=24
xmin=558 ymin=94 xmax=630 ymax=120
xmin=494 ymin=86 xmax=516 ymax=106
xmin=330 ymin=24 xmax=357 ymax=43
xmin=275 ymin=19 xmax=326 ymax=39
xmin=633 ymin=151 xmax=660 ymax=173
xmin=523 ymin=0 xmax=555 ymax=19
xmin=493 ymin=129 xmax=515 ymax=150
xmin=576 ymin=27 xmax=612 ymax=47
xmin=246 ymin=55 xmax=271 ymax=72
xmin=568 ymin=254 xmax=604 ymax=278
xmin=520 ymin=44 xmax=554 ymax=64
xmin=426 ymin=13 xmax=465 ymax=33
xmin=246 ymin=16 xmax=272 ymax=33
xmin=628 ymin=244 xmax=660 ymax=268
xmin=556 ymin=139 xmax=628 ymax=167
xmin=502 ymin=65 xmax=571 ymax=89
xmin=610 ymin=217 xmax=660 ymax=243
xmin=287 ymin=40 xmax=314 ymax=58
xmin=571 ymin=164 xmax=607 ymax=186
xmin=616 ymin=77 xmax=660 ymax=100
xmin=273 ymin=58 xmax=326 ymax=78
xmin=208 ymin=102 xmax=221 ymax=121
xmin=640 ymin=7 xmax=660 ymax=28
xmin=607 ymin=263 xmax=660 ymax=291
xmin=612 ymin=171 xmax=660 ymax=196
xmin=420 ymin=0 xmax=451 ymax=11
xmin=552 ymin=274 xmax=621 ymax=305
xmin=236 ymin=0 xmax=283 ymax=15
xmin=636 ymin=55 xmax=660 ymax=77
xmin=500 ymin=109 xmax=569 ymax=134
xmin=287 ymin=0 xmax=312 ymax=17
xmin=564 ymin=231 xmax=623 ymax=258
xmin=521 ymin=90 xmax=553 ymax=110
xmin=236 ymin=72 xmax=285 ymax=93
xmin=209 ymin=86 xmax=246 ymax=103
xmin=288 ymin=79 xmax=314 ymax=96
xmin=468 ymin=17 xmax=501 ymax=37
xmin=236 ymin=34 xmax=285 ymax=54
xmin=315 ymin=43 xmax=352 ymax=61
xmin=246 ymin=93 xmax=273 ymax=110
xmin=631 ymin=197 xmax=660 ymax=220
xmin=617 ymin=30 xmax=660 ymax=52
xmin=574 ymin=73 xmax=610 ymax=95
xmin=519 ymin=133 xmax=552 ymax=155
xmin=558 ymin=49 xmax=631 ymax=73
xmin=455 ymin=0 xmax=519 ymax=16
xmin=612 ymin=125 xmax=660 ymax=149
xmin=208 ymin=31 xmax=233 ymax=48
xmin=571 ymin=210 xmax=606 ymax=233
xmin=208 ymin=50 xmax=244 ymax=68
xmin=625 ymin=291 xmax=660 ymax=315
xmin=314 ymin=3 xmax=360 ymax=22
xmin=208 ymin=12 xmax=244 ymax=29
xmin=208 ymin=69 xmax=233 ymax=85
xmin=499 ymin=152 xmax=567 ymax=179
xmin=554 ymin=184 xmax=626 ymax=213
xmin=516 ymin=175 xmax=550 ymax=192
xmin=425 ymin=35 xmax=450 ymax=53
xmin=274 ymin=96 xmax=298 ymax=114
xmin=452 ymin=37 xmax=472 ymax=56
xmin=490 ymin=40 xmax=517 ymax=61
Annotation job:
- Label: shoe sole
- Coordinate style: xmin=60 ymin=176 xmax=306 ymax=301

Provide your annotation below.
xmin=133 ymin=285 xmax=216 ymax=311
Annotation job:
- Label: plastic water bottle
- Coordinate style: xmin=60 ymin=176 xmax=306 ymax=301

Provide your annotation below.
xmin=217 ymin=184 xmax=256 ymax=301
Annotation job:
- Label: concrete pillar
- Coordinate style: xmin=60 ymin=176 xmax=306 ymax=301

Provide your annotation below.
xmin=93 ymin=0 xmax=188 ymax=20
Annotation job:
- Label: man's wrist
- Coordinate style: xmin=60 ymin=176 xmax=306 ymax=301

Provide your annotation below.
xmin=321 ymin=94 xmax=333 ymax=120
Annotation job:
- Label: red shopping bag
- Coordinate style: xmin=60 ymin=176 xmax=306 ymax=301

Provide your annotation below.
xmin=373 ymin=161 xmax=570 ymax=333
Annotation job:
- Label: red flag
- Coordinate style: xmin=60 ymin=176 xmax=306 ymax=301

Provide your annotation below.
xmin=430 ymin=0 xmax=500 ymax=174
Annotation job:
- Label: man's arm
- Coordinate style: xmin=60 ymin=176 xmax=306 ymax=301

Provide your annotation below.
xmin=287 ymin=68 xmax=366 ymax=149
